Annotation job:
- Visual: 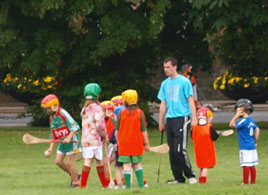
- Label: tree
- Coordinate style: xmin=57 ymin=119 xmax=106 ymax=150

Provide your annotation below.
xmin=187 ymin=0 xmax=268 ymax=77
xmin=0 ymin=0 xmax=211 ymax=126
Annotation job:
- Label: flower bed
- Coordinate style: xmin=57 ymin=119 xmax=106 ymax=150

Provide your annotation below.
xmin=1 ymin=74 xmax=58 ymax=104
xmin=214 ymin=72 xmax=268 ymax=103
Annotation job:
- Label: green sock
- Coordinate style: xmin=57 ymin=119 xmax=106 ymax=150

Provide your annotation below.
xmin=124 ymin=171 xmax=131 ymax=189
xmin=135 ymin=168 xmax=144 ymax=188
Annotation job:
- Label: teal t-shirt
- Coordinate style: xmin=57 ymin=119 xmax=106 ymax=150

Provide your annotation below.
xmin=157 ymin=75 xmax=193 ymax=118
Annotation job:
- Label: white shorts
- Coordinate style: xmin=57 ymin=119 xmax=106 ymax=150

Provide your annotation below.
xmin=57 ymin=150 xmax=74 ymax=156
xmin=82 ymin=146 xmax=103 ymax=160
xmin=240 ymin=149 xmax=258 ymax=167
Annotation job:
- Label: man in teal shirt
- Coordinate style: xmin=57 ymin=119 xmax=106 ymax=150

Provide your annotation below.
xmin=158 ymin=57 xmax=197 ymax=184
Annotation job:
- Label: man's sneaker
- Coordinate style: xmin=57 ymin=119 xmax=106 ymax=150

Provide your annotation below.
xmin=189 ymin=178 xmax=198 ymax=184
xmin=167 ymin=180 xmax=180 ymax=184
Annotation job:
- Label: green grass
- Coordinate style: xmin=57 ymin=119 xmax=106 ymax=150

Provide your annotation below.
xmin=1 ymin=124 xmax=268 ymax=195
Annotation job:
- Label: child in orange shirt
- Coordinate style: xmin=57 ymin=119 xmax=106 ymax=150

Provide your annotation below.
xmin=115 ymin=89 xmax=150 ymax=188
xmin=191 ymin=106 xmax=219 ymax=184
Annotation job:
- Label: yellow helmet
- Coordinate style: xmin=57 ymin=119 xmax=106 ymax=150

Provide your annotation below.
xmin=111 ymin=95 xmax=124 ymax=107
xmin=41 ymin=94 xmax=59 ymax=112
xmin=121 ymin=89 xmax=138 ymax=105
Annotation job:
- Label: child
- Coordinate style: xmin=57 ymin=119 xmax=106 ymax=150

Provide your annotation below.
xmin=115 ymin=89 xmax=150 ymax=189
xmin=100 ymin=100 xmax=117 ymax=186
xmin=229 ymin=98 xmax=260 ymax=184
xmin=111 ymin=95 xmax=125 ymax=116
xmin=80 ymin=83 xmax=109 ymax=188
xmin=41 ymin=94 xmax=81 ymax=187
xmin=191 ymin=106 xmax=219 ymax=184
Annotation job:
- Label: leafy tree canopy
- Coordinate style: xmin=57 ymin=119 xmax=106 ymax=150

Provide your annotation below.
xmin=0 ymin=0 xmax=210 ymax=126
xmin=187 ymin=0 xmax=268 ymax=77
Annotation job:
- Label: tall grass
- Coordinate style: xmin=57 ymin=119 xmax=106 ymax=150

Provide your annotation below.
xmin=1 ymin=124 xmax=268 ymax=195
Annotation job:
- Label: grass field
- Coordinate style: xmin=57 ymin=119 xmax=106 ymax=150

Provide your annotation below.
xmin=1 ymin=123 xmax=268 ymax=195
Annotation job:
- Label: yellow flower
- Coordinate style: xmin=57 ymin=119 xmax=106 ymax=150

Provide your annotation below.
xmin=219 ymin=85 xmax=225 ymax=90
xmin=47 ymin=85 xmax=52 ymax=88
xmin=43 ymin=76 xmax=53 ymax=83
xmin=33 ymin=80 xmax=39 ymax=86
xmin=253 ymin=77 xmax=258 ymax=84
xmin=17 ymin=84 xmax=22 ymax=89
xmin=244 ymin=83 xmax=250 ymax=88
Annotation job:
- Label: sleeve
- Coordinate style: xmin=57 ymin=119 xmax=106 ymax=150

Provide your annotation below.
xmin=94 ymin=106 xmax=106 ymax=131
xmin=210 ymin=126 xmax=219 ymax=141
xmin=235 ymin=118 xmax=246 ymax=129
xmin=62 ymin=110 xmax=80 ymax=131
xmin=115 ymin=112 xmax=121 ymax=130
xmin=140 ymin=110 xmax=147 ymax=132
xmin=184 ymin=78 xmax=193 ymax=98
xmin=157 ymin=82 xmax=166 ymax=102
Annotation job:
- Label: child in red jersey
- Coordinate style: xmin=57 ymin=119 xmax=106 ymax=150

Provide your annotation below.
xmin=191 ymin=106 xmax=219 ymax=184
xmin=115 ymin=89 xmax=150 ymax=188
xmin=101 ymin=100 xmax=117 ymax=186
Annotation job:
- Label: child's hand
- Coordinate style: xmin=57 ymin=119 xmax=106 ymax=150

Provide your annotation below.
xmin=144 ymin=144 xmax=150 ymax=151
xmin=236 ymin=107 xmax=244 ymax=117
xmin=63 ymin=137 xmax=71 ymax=144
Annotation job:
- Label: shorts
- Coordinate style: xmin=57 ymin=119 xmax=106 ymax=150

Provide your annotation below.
xmin=82 ymin=146 xmax=103 ymax=160
xmin=240 ymin=149 xmax=258 ymax=167
xmin=118 ymin=155 xmax=142 ymax=164
xmin=57 ymin=142 xmax=81 ymax=156
xmin=115 ymin=150 xmax=123 ymax=167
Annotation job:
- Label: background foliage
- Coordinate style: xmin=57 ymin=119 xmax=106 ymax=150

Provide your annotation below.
xmin=0 ymin=0 xmax=210 ymax=126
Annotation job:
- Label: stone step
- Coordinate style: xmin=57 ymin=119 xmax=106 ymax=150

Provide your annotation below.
xmin=0 ymin=106 xmax=27 ymax=114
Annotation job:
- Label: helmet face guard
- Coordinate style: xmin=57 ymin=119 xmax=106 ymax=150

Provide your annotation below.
xmin=197 ymin=107 xmax=213 ymax=125
xmin=121 ymin=89 xmax=138 ymax=105
xmin=84 ymin=83 xmax=101 ymax=100
xmin=41 ymin=94 xmax=59 ymax=112
xmin=235 ymin=98 xmax=254 ymax=114
xmin=111 ymin=95 xmax=124 ymax=107
xmin=101 ymin=101 xmax=115 ymax=117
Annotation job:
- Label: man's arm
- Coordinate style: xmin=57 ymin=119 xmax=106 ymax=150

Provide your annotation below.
xmin=188 ymin=96 xmax=197 ymax=127
xmin=158 ymin=101 xmax=166 ymax=132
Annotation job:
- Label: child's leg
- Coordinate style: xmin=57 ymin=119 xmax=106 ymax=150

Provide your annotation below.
xmin=133 ymin=162 xmax=144 ymax=188
xmin=80 ymin=158 xmax=93 ymax=188
xmin=96 ymin=159 xmax=109 ymax=188
xmin=115 ymin=166 xmax=124 ymax=185
xmin=199 ymin=168 xmax=208 ymax=184
xmin=123 ymin=163 xmax=132 ymax=188
xmin=55 ymin=154 xmax=72 ymax=176
xmin=250 ymin=166 xmax=256 ymax=184
xmin=65 ymin=154 xmax=79 ymax=186
xmin=243 ymin=166 xmax=250 ymax=184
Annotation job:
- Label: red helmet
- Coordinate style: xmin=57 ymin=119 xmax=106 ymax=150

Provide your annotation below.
xmin=111 ymin=95 xmax=124 ymax=107
xmin=41 ymin=94 xmax=59 ymax=112
xmin=197 ymin=107 xmax=213 ymax=119
xmin=101 ymin=101 xmax=115 ymax=111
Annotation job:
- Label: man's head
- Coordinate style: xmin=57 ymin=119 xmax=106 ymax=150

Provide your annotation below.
xmin=235 ymin=98 xmax=254 ymax=114
xmin=163 ymin=57 xmax=178 ymax=78
xmin=41 ymin=94 xmax=59 ymax=115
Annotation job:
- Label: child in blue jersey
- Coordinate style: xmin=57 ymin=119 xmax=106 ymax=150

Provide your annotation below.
xmin=229 ymin=99 xmax=260 ymax=184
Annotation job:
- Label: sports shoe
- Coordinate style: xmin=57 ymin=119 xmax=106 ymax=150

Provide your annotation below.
xmin=167 ymin=180 xmax=180 ymax=184
xmin=189 ymin=178 xmax=198 ymax=184
xmin=113 ymin=184 xmax=126 ymax=189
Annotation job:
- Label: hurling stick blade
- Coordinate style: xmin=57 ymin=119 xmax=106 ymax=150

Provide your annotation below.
xmin=217 ymin=129 xmax=234 ymax=137
xmin=149 ymin=144 xmax=169 ymax=154
xmin=22 ymin=133 xmax=52 ymax=144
